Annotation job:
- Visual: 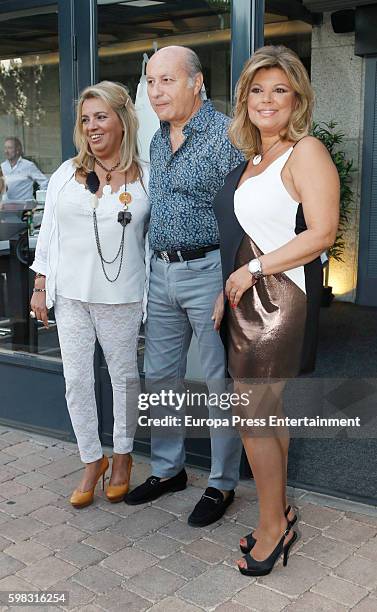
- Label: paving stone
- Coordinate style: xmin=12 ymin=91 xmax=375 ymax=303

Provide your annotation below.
xmin=0 ymin=488 xmax=59 ymax=517
xmin=177 ymin=564 xmax=247 ymax=609
xmin=213 ymin=602 xmax=251 ymax=612
xmin=38 ymin=455 xmax=83 ymax=479
xmin=345 ymin=511 xmax=377 ymax=527
xmin=94 ymin=499 xmax=141 ymax=518
xmin=135 ymin=533 xmax=182 ymax=558
xmin=101 ymin=546 xmax=158 ymax=577
xmin=37 ymin=445 xmax=75 ymax=460
xmin=296 ymin=535 xmax=355 ymax=568
xmin=152 ymin=493 xmax=198 ymax=516
xmin=205 ymin=522 xmax=249 ymax=550
xmin=43 ymin=473 xmax=84 ymax=497
xmin=158 ymin=551 xmax=208 ymax=580
xmin=83 ymin=530 xmax=131 ymax=554
xmin=295 ymin=522 xmax=321 ymax=545
xmin=4 ymin=454 xmax=51 ymax=472
xmin=94 ymin=587 xmax=151 ymax=612
xmin=356 ymin=535 xmax=377 ymax=561
xmin=70 ymin=604 xmax=103 ymax=612
xmin=0 ymin=537 xmax=9 ymax=552
xmin=183 ymin=538 xmax=230 ymax=564
xmin=126 ymin=565 xmax=186 ymax=602
xmin=0 ymin=553 xmax=25 ymax=580
xmin=147 ymin=595 xmax=202 ymax=611
xmin=111 ymin=507 xmax=174 ymax=540
xmin=1 ymin=517 xmax=46 ymax=543
xmin=53 ymin=578 xmax=96 ymax=610
xmin=257 ymin=554 xmax=328 ymax=597
xmin=352 ymin=595 xmax=377 ymax=611
xmin=235 ymin=582 xmax=291 ymax=611
xmin=285 ymin=591 xmax=348 ymax=611
xmin=29 ymin=505 xmax=75 ymax=525
xmin=0 ymin=481 xmax=30 ymax=499
xmin=235 ymin=503 xmax=259 ymax=529
xmin=0 ymin=465 xmax=23 ymax=483
xmin=0 ymin=574 xmax=38 ymax=596
xmin=68 ymin=508 xmax=121 ymax=533
xmin=298 ymin=504 xmax=343 ymax=529
xmin=0 ymin=452 xmax=14 ymax=465
xmin=14 ymin=471 xmax=54 ymax=489
xmin=72 ymin=565 xmax=123 ymax=594
xmin=3 ymin=541 xmax=51 ymax=564
xmin=1 ymin=431 xmax=30 ymax=444
xmin=323 ymin=517 xmax=377 ymax=545
xmin=3 ymin=441 xmax=44 ymax=458
xmin=32 ymin=524 xmax=87 ymax=551
xmin=158 ymin=519 xmax=203 ymax=545
xmin=16 ymin=556 xmax=78 ymax=589
xmin=334 ymin=554 xmax=377 ymax=589
xmin=312 ymin=575 xmax=368 ymax=607
xmin=56 ymin=543 xmax=107 ymax=568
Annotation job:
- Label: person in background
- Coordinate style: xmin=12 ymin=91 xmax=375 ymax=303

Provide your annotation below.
xmin=1 ymin=137 xmax=48 ymax=201
xmin=30 ymin=81 xmax=150 ymax=509
xmin=125 ymin=46 xmax=244 ymax=528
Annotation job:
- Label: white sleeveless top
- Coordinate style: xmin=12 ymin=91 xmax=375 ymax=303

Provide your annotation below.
xmin=56 ymin=163 xmax=150 ymax=304
xmin=234 ymin=147 xmax=306 ymax=294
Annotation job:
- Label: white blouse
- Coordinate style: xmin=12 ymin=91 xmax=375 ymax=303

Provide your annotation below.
xmin=56 ymin=164 xmax=150 ymax=304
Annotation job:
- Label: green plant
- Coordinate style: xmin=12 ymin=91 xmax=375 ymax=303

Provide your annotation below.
xmin=311 ymin=121 xmax=355 ymax=285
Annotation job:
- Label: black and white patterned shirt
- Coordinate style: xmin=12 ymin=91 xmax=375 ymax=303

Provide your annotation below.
xmin=148 ymin=100 xmax=244 ymax=251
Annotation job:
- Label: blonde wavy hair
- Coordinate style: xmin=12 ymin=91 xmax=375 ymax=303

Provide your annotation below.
xmin=73 ymin=81 xmax=141 ymax=178
xmin=229 ymin=45 xmax=314 ymax=159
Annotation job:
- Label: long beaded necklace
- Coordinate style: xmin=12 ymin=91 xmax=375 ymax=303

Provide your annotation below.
xmin=85 ymin=162 xmax=134 ymax=283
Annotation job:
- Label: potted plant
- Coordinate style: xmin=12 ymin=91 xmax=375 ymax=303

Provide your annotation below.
xmin=311 ymin=121 xmax=354 ymax=306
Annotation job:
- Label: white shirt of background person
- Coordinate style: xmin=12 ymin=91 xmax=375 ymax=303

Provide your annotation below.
xmin=1 ymin=138 xmax=48 ymax=201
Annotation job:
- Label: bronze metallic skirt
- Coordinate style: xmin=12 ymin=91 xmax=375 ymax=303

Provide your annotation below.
xmin=226 ymin=235 xmax=307 ymax=380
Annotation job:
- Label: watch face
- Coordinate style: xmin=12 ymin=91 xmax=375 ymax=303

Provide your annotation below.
xmin=249 ymin=259 xmax=261 ymax=274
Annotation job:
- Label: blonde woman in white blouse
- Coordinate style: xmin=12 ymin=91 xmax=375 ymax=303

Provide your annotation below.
xmin=30 ymin=81 xmax=150 ymax=508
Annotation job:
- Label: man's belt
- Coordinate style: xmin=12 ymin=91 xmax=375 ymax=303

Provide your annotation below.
xmin=155 ymin=244 xmax=219 ymax=263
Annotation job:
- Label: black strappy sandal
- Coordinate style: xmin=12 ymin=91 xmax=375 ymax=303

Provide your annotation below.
xmin=238 ymin=523 xmax=297 ymax=577
xmin=239 ymin=505 xmax=297 ymax=554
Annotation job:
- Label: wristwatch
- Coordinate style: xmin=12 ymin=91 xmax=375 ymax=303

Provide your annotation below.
xmin=248 ymin=257 xmax=264 ymax=280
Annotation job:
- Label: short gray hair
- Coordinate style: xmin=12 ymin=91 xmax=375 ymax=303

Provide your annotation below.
xmin=185 ymin=48 xmax=202 ymax=81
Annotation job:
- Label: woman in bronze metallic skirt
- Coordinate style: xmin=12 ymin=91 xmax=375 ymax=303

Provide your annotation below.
xmin=212 ymin=45 xmax=339 ymax=577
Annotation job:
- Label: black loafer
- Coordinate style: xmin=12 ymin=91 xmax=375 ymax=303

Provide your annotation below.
xmin=124 ymin=469 xmax=187 ymax=505
xmin=188 ymin=487 xmax=235 ymax=527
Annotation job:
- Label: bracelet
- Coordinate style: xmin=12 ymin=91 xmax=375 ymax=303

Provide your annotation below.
xmin=35 ymin=272 xmax=45 ymax=278
xmin=32 ymin=288 xmax=46 ymax=293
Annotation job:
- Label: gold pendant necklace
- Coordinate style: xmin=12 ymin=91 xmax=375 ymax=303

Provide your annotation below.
xmin=95 ymin=158 xmax=121 ymax=183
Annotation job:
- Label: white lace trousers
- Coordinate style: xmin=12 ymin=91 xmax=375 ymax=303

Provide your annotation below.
xmin=54 ymin=296 xmax=142 ymax=463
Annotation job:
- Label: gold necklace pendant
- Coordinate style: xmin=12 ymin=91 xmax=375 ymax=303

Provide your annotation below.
xmin=119 ymin=191 xmax=132 ymax=205
xmin=105 ymin=172 xmax=112 ymax=183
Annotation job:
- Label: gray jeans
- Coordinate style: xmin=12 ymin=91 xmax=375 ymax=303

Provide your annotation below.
xmin=144 ymin=250 xmax=242 ymax=490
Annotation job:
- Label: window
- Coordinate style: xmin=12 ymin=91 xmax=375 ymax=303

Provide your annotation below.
xmin=97 ymin=0 xmax=232 ymax=114
xmin=0 ymin=5 xmax=61 ymax=359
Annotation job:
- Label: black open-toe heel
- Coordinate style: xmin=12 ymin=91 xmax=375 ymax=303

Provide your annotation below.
xmin=238 ymin=523 xmax=297 ymax=577
xmin=239 ymin=504 xmax=297 ymax=554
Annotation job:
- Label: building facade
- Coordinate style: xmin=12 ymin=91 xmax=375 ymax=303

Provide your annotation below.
xmin=0 ymin=0 xmax=376 ymax=502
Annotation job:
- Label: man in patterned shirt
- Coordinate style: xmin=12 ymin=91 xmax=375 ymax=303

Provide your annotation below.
xmin=125 ymin=46 xmax=244 ymax=526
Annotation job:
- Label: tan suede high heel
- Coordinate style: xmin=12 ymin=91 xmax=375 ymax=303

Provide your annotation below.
xmin=70 ymin=455 xmax=109 ymax=509
xmin=106 ymin=454 xmax=133 ymax=503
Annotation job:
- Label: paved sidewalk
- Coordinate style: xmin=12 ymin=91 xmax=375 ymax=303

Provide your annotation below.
xmin=0 ymin=426 xmax=376 ymax=611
